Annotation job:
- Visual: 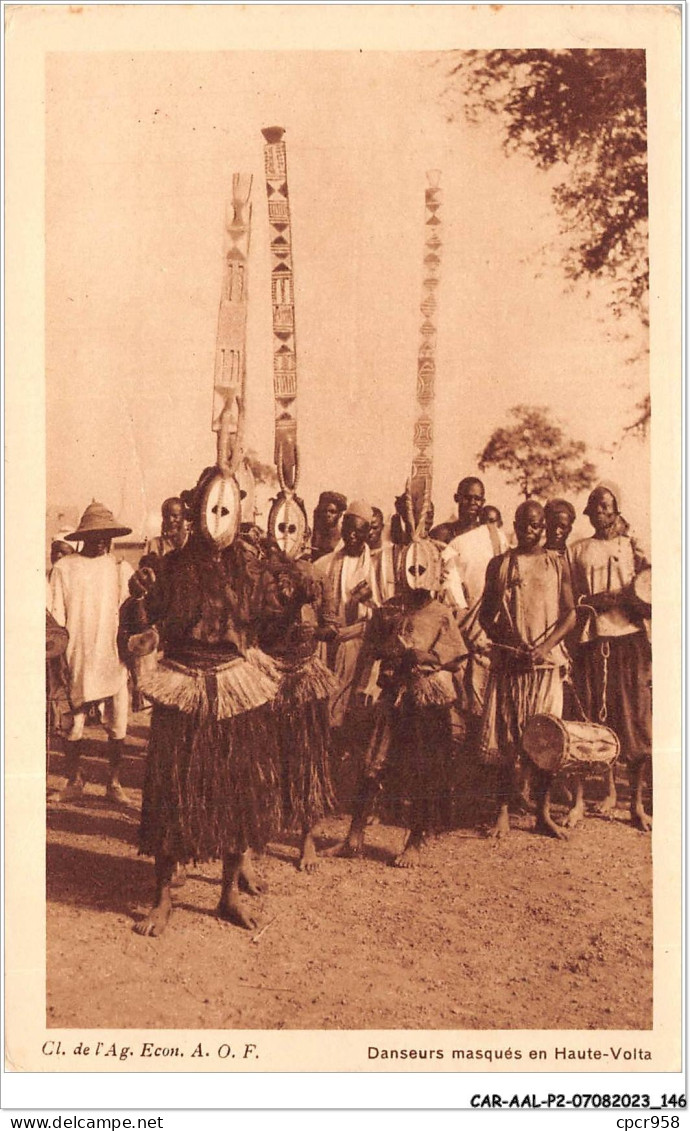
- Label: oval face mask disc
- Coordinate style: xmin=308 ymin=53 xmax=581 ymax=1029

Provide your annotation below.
xmin=199 ymin=473 xmax=241 ymax=549
xmin=236 ymin=460 xmax=256 ymax=526
xmin=403 ymin=538 xmax=442 ymax=593
xmin=268 ymin=492 xmax=308 ymax=559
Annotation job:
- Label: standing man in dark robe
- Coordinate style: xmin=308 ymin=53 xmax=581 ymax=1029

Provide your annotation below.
xmin=568 ymin=485 xmax=652 ymax=831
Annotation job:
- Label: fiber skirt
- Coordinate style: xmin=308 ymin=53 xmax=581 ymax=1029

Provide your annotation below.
xmin=140 ymin=701 xmax=281 ymax=862
xmin=362 ymin=697 xmax=456 ymax=833
xmin=138 ymin=652 xmax=282 ymax=862
xmin=572 ymin=632 xmax=652 ymax=765
xmin=274 ymin=653 xmax=337 ymax=830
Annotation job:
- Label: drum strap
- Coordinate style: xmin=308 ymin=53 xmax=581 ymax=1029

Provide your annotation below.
xmin=598 ymin=640 xmax=610 ymax=723
xmin=565 ymin=637 xmax=613 ymax=724
xmin=563 ymin=672 xmax=592 ymax=725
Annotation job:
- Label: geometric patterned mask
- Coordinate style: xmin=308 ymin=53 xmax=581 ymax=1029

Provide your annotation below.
xmin=403 ymin=537 xmax=442 ymax=593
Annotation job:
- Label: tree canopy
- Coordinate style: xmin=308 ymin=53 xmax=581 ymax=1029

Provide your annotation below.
xmin=478 ymin=405 xmax=597 ymax=501
xmin=446 ymin=49 xmax=648 ymax=319
xmin=245 ymin=448 xmax=278 ymax=486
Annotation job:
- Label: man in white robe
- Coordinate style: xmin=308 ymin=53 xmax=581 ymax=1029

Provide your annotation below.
xmin=50 ymin=502 xmax=134 ymax=803
xmin=441 ymin=508 xmax=508 ymax=726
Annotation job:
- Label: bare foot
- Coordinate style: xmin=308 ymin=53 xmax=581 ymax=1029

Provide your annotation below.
xmin=595 ymin=768 xmax=617 ymax=818
xmin=106 ymin=782 xmax=131 ymax=806
xmin=595 ymin=794 xmax=617 ymax=818
xmin=53 ymin=778 xmax=85 ymax=804
xmin=323 ymin=828 xmax=365 ymax=858
xmin=515 ymin=763 xmax=536 ymax=813
xmin=170 ymin=863 xmax=187 ymax=889
xmin=487 ymin=806 xmax=511 ymax=839
xmin=563 ymin=779 xmax=585 ymax=828
xmin=216 ymin=893 xmax=258 ymax=931
xmin=556 ymin=782 xmax=574 ymax=807
xmin=392 ymin=843 xmax=422 ymax=868
xmin=564 ymin=802 xmax=585 ymax=829
xmin=238 ymin=851 xmax=266 ymax=896
xmin=299 ymin=832 xmax=319 ymax=873
xmin=515 ymin=788 xmax=537 ymax=815
xmin=534 ymin=815 xmax=569 ymax=840
xmin=631 ymin=806 xmax=652 ymax=833
xmin=134 ymin=897 xmax=173 ymax=938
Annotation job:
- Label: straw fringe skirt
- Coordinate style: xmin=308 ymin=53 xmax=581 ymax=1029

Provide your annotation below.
xmin=274 ymin=653 xmax=337 ymax=831
xmin=362 ymin=694 xmax=456 ymax=834
xmin=139 ymin=653 xmax=282 ymax=862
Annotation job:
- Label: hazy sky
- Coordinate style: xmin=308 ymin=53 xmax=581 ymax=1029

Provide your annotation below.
xmin=46 ymin=50 xmax=649 ymax=543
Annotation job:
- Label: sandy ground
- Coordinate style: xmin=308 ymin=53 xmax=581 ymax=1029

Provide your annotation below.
xmin=47 ymin=710 xmax=652 ymax=1031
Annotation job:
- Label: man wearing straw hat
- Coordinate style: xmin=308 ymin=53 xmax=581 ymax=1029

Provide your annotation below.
xmin=49 ymin=501 xmax=134 ymax=803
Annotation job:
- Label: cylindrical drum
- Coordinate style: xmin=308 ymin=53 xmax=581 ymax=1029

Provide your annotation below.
xmin=522 ymin=714 xmax=620 ymax=774
xmin=630 ymin=567 xmax=652 ymax=617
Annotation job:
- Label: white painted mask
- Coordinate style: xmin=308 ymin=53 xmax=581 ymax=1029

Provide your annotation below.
xmin=268 ymin=492 xmax=308 ymax=560
xmin=403 ymin=538 xmax=442 ymax=593
xmin=198 ymin=472 xmax=241 ymax=549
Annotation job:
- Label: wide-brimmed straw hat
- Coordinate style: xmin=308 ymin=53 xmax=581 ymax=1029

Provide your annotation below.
xmin=66 ymin=501 xmax=131 ymax=541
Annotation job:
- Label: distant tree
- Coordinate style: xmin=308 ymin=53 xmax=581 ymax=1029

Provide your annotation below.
xmin=622 ymin=393 xmax=651 ymax=441
xmin=445 ymin=49 xmax=648 ymax=316
xmin=244 ymin=448 xmax=279 ymax=486
xmin=478 ymin=405 xmax=597 ymax=501
xmin=445 ymin=48 xmax=650 ymax=439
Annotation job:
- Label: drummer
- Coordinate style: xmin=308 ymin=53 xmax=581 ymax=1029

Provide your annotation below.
xmin=568 ymin=484 xmax=652 ymax=832
xmin=478 ymin=501 xmax=576 ymax=838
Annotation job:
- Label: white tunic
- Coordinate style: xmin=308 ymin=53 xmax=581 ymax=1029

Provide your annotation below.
xmin=442 ymin=523 xmax=508 ymax=613
xmin=50 ymin=553 xmax=133 ymax=708
xmin=569 ymin=534 xmax=650 ymax=642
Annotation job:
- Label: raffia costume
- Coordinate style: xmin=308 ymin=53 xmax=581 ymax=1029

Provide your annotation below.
xmin=255 ymin=554 xmax=336 ymax=832
xmin=132 ymin=535 xmax=283 ymax=863
xmin=355 ymin=594 xmax=466 ymax=833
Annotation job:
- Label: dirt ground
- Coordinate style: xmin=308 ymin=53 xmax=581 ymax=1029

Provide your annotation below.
xmin=47 ymin=709 xmax=652 ymax=1031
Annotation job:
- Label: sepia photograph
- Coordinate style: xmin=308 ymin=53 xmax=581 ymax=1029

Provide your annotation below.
xmin=4 ymin=3 xmax=682 ymax=1078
